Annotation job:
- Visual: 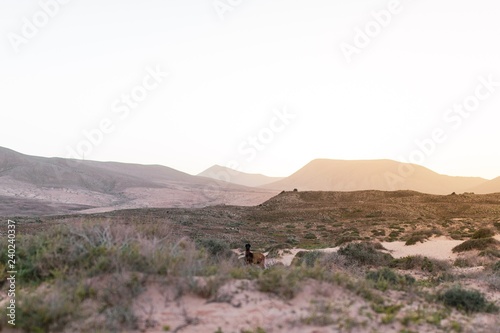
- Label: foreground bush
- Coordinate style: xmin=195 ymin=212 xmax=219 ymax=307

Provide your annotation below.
xmin=391 ymin=255 xmax=451 ymax=273
xmin=452 ymin=238 xmax=500 ymax=253
xmin=439 ymin=287 xmax=497 ymax=313
xmin=291 ymin=251 xmax=324 ymax=267
xmin=366 ymin=267 xmax=415 ymax=291
xmin=0 ymin=223 xmax=239 ymax=332
xmin=337 ymin=242 xmax=393 ymax=266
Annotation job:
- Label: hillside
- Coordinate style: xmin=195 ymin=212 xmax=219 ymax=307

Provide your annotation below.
xmin=25 ymin=189 xmax=500 ymax=249
xmin=8 ymin=190 xmax=500 ymax=332
xmin=0 ymin=147 xmax=277 ymax=216
xmin=469 ymin=176 xmax=500 ymax=194
xmin=264 ymin=159 xmax=488 ymax=195
xmin=198 ymin=165 xmax=284 ymax=187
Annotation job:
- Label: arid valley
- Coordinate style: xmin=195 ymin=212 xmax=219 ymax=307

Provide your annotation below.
xmin=1 ymin=147 xmax=500 ymax=332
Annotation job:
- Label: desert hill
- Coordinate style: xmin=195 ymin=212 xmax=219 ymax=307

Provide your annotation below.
xmin=263 ymin=159 xmax=489 ymax=195
xmin=9 ymin=189 xmax=500 ymax=333
xmin=2 ymin=146 xmax=499 ymax=217
xmin=469 ymin=176 xmax=500 ymax=194
xmin=30 ymin=189 xmax=499 ymax=248
xmin=0 ymin=147 xmax=277 ymax=216
xmin=198 ymin=165 xmax=284 ymax=187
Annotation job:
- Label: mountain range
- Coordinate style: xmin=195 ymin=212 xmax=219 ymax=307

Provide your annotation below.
xmin=0 ymin=146 xmax=498 ymax=216
xmin=261 ymin=159 xmax=491 ymax=194
xmin=0 ymin=146 xmax=276 ymax=216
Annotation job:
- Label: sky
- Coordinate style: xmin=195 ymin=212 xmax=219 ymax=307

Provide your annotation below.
xmin=1 ymin=0 xmax=500 ymax=179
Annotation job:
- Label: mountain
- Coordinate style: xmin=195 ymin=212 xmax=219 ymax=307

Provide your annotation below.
xmin=198 ymin=165 xmax=284 ymax=187
xmin=0 ymin=147 xmax=278 ymax=216
xmin=263 ymin=159 xmax=489 ymax=195
xmin=468 ymin=176 xmax=500 ymax=194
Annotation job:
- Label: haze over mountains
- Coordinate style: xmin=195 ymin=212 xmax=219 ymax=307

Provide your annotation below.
xmin=0 ymin=146 xmax=276 ymax=216
xmin=198 ymin=165 xmax=284 ymax=187
xmin=262 ymin=159 xmax=491 ymax=194
xmin=1 ymin=146 xmax=499 ymax=216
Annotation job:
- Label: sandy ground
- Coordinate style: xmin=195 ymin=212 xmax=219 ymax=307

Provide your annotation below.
xmin=253 ymin=235 xmax=494 ymax=267
xmin=131 ymin=279 xmax=423 ymax=333
xmin=381 ymin=236 xmax=464 ymax=261
xmin=2 ymin=236 xmax=498 ymax=333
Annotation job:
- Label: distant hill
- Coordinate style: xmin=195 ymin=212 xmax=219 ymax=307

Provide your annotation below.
xmin=198 ymin=165 xmax=284 ymax=187
xmin=468 ymin=176 xmax=500 ymax=194
xmin=263 ymin=159 xmax=488 ymax=195
xmin=0 ymin=147 xmax=278 ymax=216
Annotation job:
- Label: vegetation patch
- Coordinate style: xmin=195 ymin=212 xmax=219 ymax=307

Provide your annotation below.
xmin=291 ymin=251 xmax=324 ymax=267
xmin=452 ymin=238 xmax=500 ymax=253
xmin=338 ymin=242 xmax=392 ymax=266
xmin=366 ymin=267 xmax=415 ymax=291
xmin=471 ymin=228 xmax=495 ymax=239
xmin=405 ymin=229 xmax=441 ymax=245
xmin=439 ymin=287 xmax=498 ymax=313
xmin=391 ymin=256 xmax=451 ymax=273
xmin=256 ymin=266 xmax=300 ymax=299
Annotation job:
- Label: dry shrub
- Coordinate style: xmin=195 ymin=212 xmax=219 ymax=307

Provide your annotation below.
xmin=391 ymin=255 xmax=451 ymax=273
xmin=452 ymin=238 xmax=500 ymax=253
xmin=471 ymin=228 xmax=495 ymax=239
xmin=338 ymin=242 xmax=393 ymax=266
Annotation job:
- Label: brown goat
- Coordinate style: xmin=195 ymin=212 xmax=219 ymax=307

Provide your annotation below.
xmin=245 ymin=243 xmax=266 ymax=268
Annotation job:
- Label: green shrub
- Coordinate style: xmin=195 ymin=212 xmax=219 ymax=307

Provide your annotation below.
xmin=366 ymin=267 xmax=415 ymax=291
xmin=15 ymin=290 xmax=77 ymax=333
xmin=197 ymin=238 xmax=233 ymax=259
xmin=291 ymin=251 xmax=323 ymax=267
xmin=492 ymin=261 xmax=500 ymax=272
xmin=391 ymin=256 xmax=451 ymax=273
xmin=452 ymin=238 xmax=500 ymax=253
xmin=479 ymin=248 xmax=500 ymax=258
xmin=334 ymin=235 xmax=362 ymax=246
xmin=256 ymin=266 xmax=300 ymax=299
xmin=304 ymin=232 xmax=317 ymax=240
xmin=338 ymin=242 xmax=393 ymax=266
xmin=265 ymin=243 xmax=292 ymax=258
xmin=471 ymin=228 xmax=495 ymax=239
xmin=439 ymin=287 xmax=497 ymax=313
xmin=405 ymin=229 xmax=441 ymax=246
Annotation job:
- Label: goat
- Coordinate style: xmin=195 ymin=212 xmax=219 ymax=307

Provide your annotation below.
xmin=244 ymin=243 xmax=266 ymax=268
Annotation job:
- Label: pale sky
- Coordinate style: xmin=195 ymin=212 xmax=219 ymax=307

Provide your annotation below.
xmin=1 ymin=0 xmax=500 ymax=179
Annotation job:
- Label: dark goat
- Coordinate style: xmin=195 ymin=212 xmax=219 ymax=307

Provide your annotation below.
xmin=245 ymin=243 xmax=266 ymax=268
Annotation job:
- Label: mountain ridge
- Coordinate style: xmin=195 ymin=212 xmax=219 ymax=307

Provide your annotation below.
xmin=0 ymin=146 xmax=277 ymax=216
xmin=198 ymin=164 xmax=284 ymax=187
xmin=2 ymin=146 xmax=499 ymax=216
xmin=262 ymin=158 xmax=490 ymax=195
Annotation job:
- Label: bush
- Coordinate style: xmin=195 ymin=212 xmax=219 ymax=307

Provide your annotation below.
xmin=15 ymin=289 xmax=78 ymax=333
xmin=405 ymin=229 xmax=441 ymax=246
xmin=452 ymin=238 xmax=500 ymax=253
xmin=256 ymin=266 xmax=300 ymax=299
xmin=493 ymin=261 xmax=500 ymax=272
xmin=471 ymin=228 xmax=495 ymax=239
xmin=291 ymin=251 xmax=323 ymax=267
xmin=338 ymin=242 xmax=393 ymax=266
xmin=265 ymin=243 xmax=292 ymax=258
xmin=197 ymin=238 xmax=233 ymax=259
xmin=304 ymin=232 xmax=317 ymax=240
xmin=391 ymin=256 xmax=451 ymax=273
xmin=366 ymin=267 xmax=415 ymax=291
xmin=439 ymin=287 xmax=497 ymax=313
